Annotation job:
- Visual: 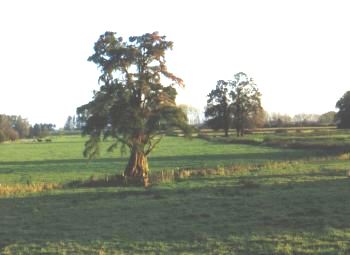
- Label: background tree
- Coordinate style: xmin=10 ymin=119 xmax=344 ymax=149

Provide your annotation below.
xmin=335 ymin=91 xmax=350 ymax=128
xmin=77 ymin=31 xmax=191 ymax=186
xmin=76 ymin=111 xmax=88 ymax=130
xmin=0 ymin=114 xmax=27 ymax=142
xmin=0 ymin=115 xmax=16 ymax=142
xmin=179 ymin=104 xmax=201 ymax=126
xmin=293 ymin=113 xmax=320 ymax=126
xmin=246 ymin=107 xmax=266 ymax=129
xmin=265 ymin=112 xmax=293 ymax=127
xmin=29 ymin=123 xmax=55 ymax=138
xmin=13 ymin=116 xmax=30 ymax=138
xmin=318 ymin=111 xmax=336 ymax=126
xmin=230 ymin=72 xmax=262 ymax=136
xmin=64 ymin=116 xmax=74 ymax=131
xmin=205 ymin=80 xmax=232 ymax=136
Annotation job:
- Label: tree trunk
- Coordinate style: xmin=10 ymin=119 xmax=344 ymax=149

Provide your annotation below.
xmin=240 ymin=128 xmax=244 ymax=137
xmin=224 ymin=127 xmax=229 ymax=137
xmin=124 ymin=148 xmax=149 ymax=187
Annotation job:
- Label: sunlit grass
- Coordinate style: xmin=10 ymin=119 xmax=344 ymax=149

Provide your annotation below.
xmin=0 ymin=135 xmax=322 ymax=185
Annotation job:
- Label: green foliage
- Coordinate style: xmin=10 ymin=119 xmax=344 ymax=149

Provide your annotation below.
xmin=205 ymin=73 xmax=262 ymax=137
xmin=0 ymin=129 xmax=5 ymax=143
xmin=78 ymin=31 xmax=191 ymax=176
xmin=319 ymin=111 xmax=336 ymax=125
xmin=205 ymin=80 xmax=232 ymax=136
xmin=0 ymin=114 xmax=30 ymax=142
xmin=30 ymin=123 xmax=55 ymax=138
xmin=64 ymin=115 xmax=74 ymax=131
xmin=231 ymin=72 xmax=262 ymax=136
xmin=336 ymin=91 xmax=350 ymax=128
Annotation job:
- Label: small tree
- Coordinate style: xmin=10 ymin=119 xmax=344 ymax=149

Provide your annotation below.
xmin=77 ymin=31 xmax=191 ymax=186
xmin=64 ymin=116 xmax=74 ymax=131
xmin=205 ymin=80 xmax=232 ymax=136
xmin=335 ymin=91 xmax=350 ymax=128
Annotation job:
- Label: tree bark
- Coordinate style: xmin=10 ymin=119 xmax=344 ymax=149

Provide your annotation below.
xmin=124 ymin=148 xmax=149 ymax=187
xmin=240 ymin=128 xmax=244 ymax=137
xmin=224 ymin=127 xmax=229 ymax=137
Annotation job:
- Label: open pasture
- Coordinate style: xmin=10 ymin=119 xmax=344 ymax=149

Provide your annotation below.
xmin=0 ymin=134 xmax=324 ymax=186
xmin=1 ymin=130 xmax=350 ymax=254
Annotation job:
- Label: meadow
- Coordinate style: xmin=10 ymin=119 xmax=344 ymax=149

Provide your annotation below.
xmin=1 ymin=130 xmax=350 ymax=254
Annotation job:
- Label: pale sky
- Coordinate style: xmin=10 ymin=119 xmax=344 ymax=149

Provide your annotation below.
xmin=1 ymin=0 xmax=349 ymax=128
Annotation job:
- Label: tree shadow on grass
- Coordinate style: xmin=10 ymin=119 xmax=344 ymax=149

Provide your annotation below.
xmin=1 ymin=176 xmax=350 ymax=253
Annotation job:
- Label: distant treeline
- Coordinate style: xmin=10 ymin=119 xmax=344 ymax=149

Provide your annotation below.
xmin=263 ymin=111 xmax=336 ymax=128
xmin=0 ymin=114 xmax=55 ymax=143
xmin=63 ymin=113 xmax=86 ymax=131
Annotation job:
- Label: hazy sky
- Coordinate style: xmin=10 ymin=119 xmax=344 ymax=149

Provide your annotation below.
xmin=1 ymin=0 xmax=349 ymax=127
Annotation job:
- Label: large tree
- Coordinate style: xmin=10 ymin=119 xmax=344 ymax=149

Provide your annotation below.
xmin=335 ymin=91 xmax=350 ymax=128
xmin=77 ymin=32 xmax=191 ymax=186
xmin=205 ymin=80 xmax=232 ymax=136
xmin=231 ymin=72 xmax=262 ymax=136
xmin=205 ymin=73 xmax=262 ymax=137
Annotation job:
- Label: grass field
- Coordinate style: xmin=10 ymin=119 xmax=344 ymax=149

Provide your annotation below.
xmin=1 ymin=131 xmax=350 ymax=254
xmin=0 ymin=135 xmax=325 ymax=185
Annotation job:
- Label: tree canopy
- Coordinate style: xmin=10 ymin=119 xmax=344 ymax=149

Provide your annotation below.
xmin=0 ymin=115 xmax=31 ymax=142
xmin=230 ymin=72 xmax=262 ymax=136
xmin=335 ymin=91 xmax=350 ymax=128
xmin=318 ymin=111 xmax=336 ymax=126
xmin=205 ymin=80 xmax=232 ymax=136
xmin=77 ymin=31 xmax=191 ymax=186
xmin=205 ymin=73 xmax=262 ymax=136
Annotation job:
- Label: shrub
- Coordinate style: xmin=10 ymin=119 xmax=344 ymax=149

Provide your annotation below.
xmin=0 ymin=130 xmax=6 ymax=143
xmin=7 ymin=128 xmax=19 ymax=141
xmin=275 ymin=129 xmax=288 ymax=134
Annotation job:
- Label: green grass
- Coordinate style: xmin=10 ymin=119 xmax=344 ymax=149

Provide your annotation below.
xmin=1 ymin=133 xmax=350 ymax=254
xmin=200 ymin=128 xmax=350 ymax=152
xmin=0 ymin=135 xmax=322 ymax=185
xmin=1 ymin=162 xmax=350 ymax=254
